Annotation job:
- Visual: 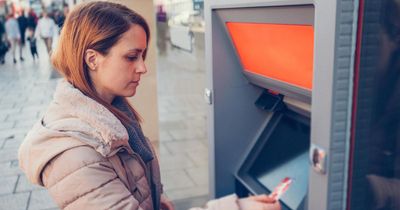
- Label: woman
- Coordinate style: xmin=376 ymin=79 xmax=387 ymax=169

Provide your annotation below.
xmin=18 ymin=2 xmax=280 ymax=210
xmin=5 ymin=13 xmax=22 ymax=63
xmin=35 ymin=11 xmax=56 ymax=54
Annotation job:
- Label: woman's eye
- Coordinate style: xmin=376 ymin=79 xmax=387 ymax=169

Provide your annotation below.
xmin=127 ymin=56 xmax=138 ymax=61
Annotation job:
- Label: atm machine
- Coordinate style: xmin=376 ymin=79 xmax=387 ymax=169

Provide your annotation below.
xmin=205 ymin=0 xmax=400 ymax=210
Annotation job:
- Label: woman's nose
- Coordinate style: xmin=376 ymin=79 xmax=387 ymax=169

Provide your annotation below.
xmin=135 ymin=59 xmax=147 ymax=74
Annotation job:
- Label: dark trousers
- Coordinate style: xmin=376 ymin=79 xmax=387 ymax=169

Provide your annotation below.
xmin=30 ymin=46 xmax=38 ymax=59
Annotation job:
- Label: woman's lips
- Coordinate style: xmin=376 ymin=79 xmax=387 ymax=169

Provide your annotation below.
xmin=129 ymin=80 xmax=140 ymax=86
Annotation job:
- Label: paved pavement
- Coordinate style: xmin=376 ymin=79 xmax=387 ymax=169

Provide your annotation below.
xmin=0 ymin=41 xmax=59 ymax=210
xmin=157 ymin=41 xmax=209 ymax=206
xmin=0 ymin=34 xmax=208 ymax=210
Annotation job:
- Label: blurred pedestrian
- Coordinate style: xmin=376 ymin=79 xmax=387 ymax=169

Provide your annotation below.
xmin=5 ymin=13 xmax=23 ymax=63
xmin=0 ymin=17 xmax=7 ymax=64
xmin=156 ymin=5 xmax=168 ymax=55
xmin=35 ymin=11 xmax=56 ymax=54
xmin=17 ymin=10 xmax=28 ymax=47
xmin=54 ymin=10 xmax=65 ymax=31
xmin=27 ymin=28 xmax=38 ymax=61
xmin=27 ymin=9 xmax=38 ymax=31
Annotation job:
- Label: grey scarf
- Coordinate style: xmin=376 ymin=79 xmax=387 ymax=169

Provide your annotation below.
xmin=112 ymin=97 xmax=154 ymax=163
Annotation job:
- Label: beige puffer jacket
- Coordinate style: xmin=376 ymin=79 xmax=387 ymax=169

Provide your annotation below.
xmin=18 ymin=80 xmax=162 ymax=210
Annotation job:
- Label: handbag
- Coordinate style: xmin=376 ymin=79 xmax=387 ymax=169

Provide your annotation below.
xmin=0 ymin=40 xmax=8 ymax=55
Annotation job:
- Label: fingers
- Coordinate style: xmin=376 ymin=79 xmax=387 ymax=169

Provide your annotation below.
xmin=262 ymin=202 xmax=282 ymax=210
xmin=161 ymin=200 xmax=175 ymax=210
xmin=238 ymin=197 xmax=281 ymax=210
xmin=249 ymin=194 xmax=277 ymax=203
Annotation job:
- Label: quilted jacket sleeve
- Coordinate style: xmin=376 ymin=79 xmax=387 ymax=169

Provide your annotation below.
xmin=41 ymin=146 xmax=142 ymax=210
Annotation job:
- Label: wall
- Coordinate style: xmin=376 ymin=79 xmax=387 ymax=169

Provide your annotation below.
xmin=114 ymin=0 xmax=160 ymax=142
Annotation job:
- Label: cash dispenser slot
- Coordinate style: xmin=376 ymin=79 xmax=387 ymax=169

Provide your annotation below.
xmin=236 ymin=92 xmax=310 ymax=210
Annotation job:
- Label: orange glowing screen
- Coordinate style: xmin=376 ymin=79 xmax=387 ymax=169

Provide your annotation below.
xmin=226 ymin=22 xmax=314 ymax=90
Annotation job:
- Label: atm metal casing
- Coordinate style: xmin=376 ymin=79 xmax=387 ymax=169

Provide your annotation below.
xmin=205 ymin=0 xmax=359 ymax=210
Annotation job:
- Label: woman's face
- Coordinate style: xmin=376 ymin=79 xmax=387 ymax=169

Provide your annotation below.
xmin=89 ymin=24 xmax=147 ymax=103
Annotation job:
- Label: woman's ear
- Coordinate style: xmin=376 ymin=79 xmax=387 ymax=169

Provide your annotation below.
xmin=84 ymin=49 xmax=98 ymax=71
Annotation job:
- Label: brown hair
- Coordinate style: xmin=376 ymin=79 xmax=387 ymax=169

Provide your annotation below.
xmin=51 ymin=1 xmax=150 ymax=125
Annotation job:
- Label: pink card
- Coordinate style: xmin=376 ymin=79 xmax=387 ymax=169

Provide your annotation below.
xmin=270 ymin=177 xmax=293 ymax=200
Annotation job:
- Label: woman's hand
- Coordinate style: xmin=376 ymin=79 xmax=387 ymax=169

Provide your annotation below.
xmin=160 ymin=194 xmax=175 ymax=210
xmin=238 ymin=194 xmax=281 ymax=210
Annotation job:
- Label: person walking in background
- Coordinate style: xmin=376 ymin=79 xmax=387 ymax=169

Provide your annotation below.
xmin=54 ymin=10 xmax=65 ymax=31
xmin=0 ymin=16 xmax=7 ymax=64
xmin=17 ymin=9 xmax=28 ymax=48
xmin=26 ymin=28 xmax=38 ymax=61
xmin=27 ymin=9 xmax=38 ymax=31
xmin=5 ymin=13 xmax=22 ymax=63
xmin=35 ymin=11 xmax=56 ymax=54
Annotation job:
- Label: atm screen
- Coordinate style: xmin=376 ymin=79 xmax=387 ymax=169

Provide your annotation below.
xmin=237 ymin=112 xmax=310 ymax=210
xmin=226 ymin=22 xmax=314 ymax=91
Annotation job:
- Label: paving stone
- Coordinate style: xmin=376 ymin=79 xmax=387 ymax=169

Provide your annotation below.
xmin=186 ymin=167 xmax=209 ymax=186
xmin=0 ymin=114 xmax=7 ymax=123
xmin=157 ymin=142 xmax=171 ymax=155
xmin=28 ymin=190 xmax=58 ymax=210
xmin=161 ymin=170 xmax=195 ymax=191
xmin=159 ymin=121 xmax=186 ymax=130
xmin=16 ymin=175 xmax=44 ymax=193
xmin=0 ymin=102 xmax=15 ymax=111
xmin=159 ymin=154 xmax=195 ymax=170
xmin=6 ymin=112 xmax=40 ymax=123
xmin=0 ymin=192 xmax=30 ymax=210
xmin=165 ymin=140 xmax=207 ymax=154
xmin=169 ymin=129 xmax=206 ymax=141
xmin=0 ymin=148 xmax=19 ymax=163
xmin=0 ymin=138 xmax=5 ymax=149
xmin=21 ymin=106 xmax=47 ymax=114
xmin=1 ymin=95 xmax=27 ymax=102
xmin=0 ymin=121 xmax=16 ymax=132
xmin=3 ymin=137 xmax=24 ymax=149
xmin=159 ymin=113 xmax=186 ymax=122
xmin=187 ymin=150 xmax=209 ymax=167
xmin=0 ymin=161 xmax=23 ymax=177
xmin=166 ymin=185 xmax=208 ymax=201
xmin=0 ymin=175 xmax=18 ymax=195
xmin=159 ymin=130 xmax=174 ymax=142
xmin=0 ymin=128 xmax=28 ymax=140
xmin=14 ymin=120 xmax=37 ymax=130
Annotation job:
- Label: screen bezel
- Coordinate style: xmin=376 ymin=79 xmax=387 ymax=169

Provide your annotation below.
xmin=217 ymin=5 xmax=314 ymax=103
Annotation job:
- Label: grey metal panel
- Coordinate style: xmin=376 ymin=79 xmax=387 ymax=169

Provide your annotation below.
xmin=327 ymin=1 xmax=359 ymax=210
xmin=308 ymin=0 xmax=337 ymax=209
xmin=217 ymin=5 xmax=314 ymax=25
xmin=208 ymin=0 xmax=314 ymax=10
xmin=309 ymin=0 xmax=359 ymax=210
xmin=244 ymin=72 xmax=311 ymax=104
xmin=207 ymin=4 xmax=271 ymax=198
xmin=204 ymin=0 xmax=215 ymax=200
